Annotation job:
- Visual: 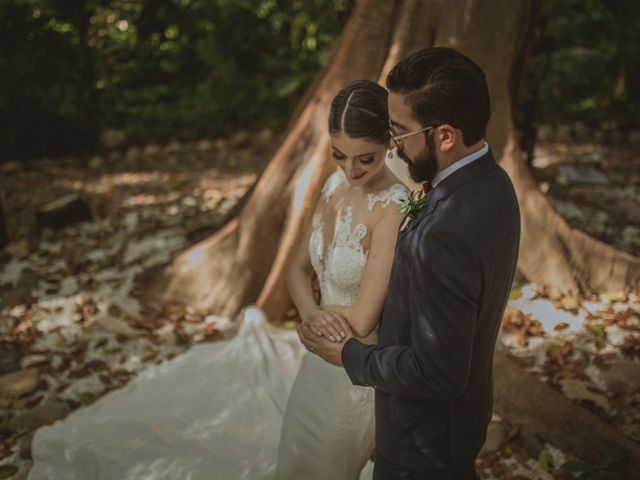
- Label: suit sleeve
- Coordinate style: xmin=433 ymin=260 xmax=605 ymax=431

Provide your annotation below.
xmin=342 ymin=228 xmax=482 ymax=399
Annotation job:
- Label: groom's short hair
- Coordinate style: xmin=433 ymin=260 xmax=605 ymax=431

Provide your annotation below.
xmin=386 ymin=47 xmax=490 ymax=147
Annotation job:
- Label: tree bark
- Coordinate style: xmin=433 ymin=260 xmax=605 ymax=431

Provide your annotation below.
xmin=150 ymin=0 xmax=639 ymax=320
xmin=148 ymin=0 xmax=640 ymax=466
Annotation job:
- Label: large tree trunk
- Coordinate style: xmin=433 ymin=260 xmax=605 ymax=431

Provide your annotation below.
xmin=148 ymin=0 xmax=640 ymax=470
xmin=150 ymin=0 xmax=640 ymax=319
xmin=494 ymin=352 xmax=640 ymax=477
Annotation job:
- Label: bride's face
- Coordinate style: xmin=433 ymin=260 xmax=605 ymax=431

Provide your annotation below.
xmin=330 ymin=134 xmax=387 ymax=187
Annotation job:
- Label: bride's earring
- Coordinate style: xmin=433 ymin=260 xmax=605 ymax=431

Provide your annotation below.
xmin=387 ymin=151 xmax=393 ymax=159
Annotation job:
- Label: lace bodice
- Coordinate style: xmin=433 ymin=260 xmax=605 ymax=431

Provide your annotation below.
xmin=308 ymin=169 xmax=408 ymax=307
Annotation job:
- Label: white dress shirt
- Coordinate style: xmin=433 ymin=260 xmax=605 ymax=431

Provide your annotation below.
xmin=431 ymin=142 xmax=489 ymax=188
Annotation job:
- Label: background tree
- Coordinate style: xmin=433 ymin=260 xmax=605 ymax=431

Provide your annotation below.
xmin=150 ymin=0 xmax=639 ymax=319
xmin=146 ymin=1 xmax=640 ymax=473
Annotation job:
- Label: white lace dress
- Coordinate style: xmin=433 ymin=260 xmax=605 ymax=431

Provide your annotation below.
xmin=275 ymin=170 xmax=408 ymax=480
xmin=27 ymin=169 xmax=407 ymax=480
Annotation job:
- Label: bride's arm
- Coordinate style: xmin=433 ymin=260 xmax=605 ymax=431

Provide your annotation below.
xmin=286 ymin=223 xmax=318 ymax=321
xmin=287 ymin=220 xmax=349 ymax=341
xmin=324 ymin=211 xmax=404 ymax=338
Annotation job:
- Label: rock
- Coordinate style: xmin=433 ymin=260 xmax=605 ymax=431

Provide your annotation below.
xmin=9 ymin=400 xmax=70 ymax=431
xmin=628 ymin=130 xmax=640 ymax=145
xmin=100 ymin=129 xmax=126 ymax=149
xmin=556 ymin=164 xmax=609 ymax=186
xmin=229 ymin=130 xmax=251 ymax=149
xmin=143 ymin=143 xmax=161 ymax=156
xmin=0 ymin=342 xmax=21 ymax=375
xmin=479 ymin=419 xmax=506 ymax=455
xmin=613 ymin=199 xmax=640 ymax=224
xmin=36 ymin=194 xmax=93 ymax=231
xmin=601 ymin=359 xmax=640 ymax=395
xmin=0 ymin=368 xmax=39 ymax=398
xmin=89 ymin=156 xmax=104 ymax=169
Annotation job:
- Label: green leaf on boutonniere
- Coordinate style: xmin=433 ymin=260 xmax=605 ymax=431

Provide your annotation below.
xmin=399 ymin=189 xmax=428 ymax=219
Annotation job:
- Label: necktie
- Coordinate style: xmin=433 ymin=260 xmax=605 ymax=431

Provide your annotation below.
xmin=422 ymin=182 xmax=432 ymax=196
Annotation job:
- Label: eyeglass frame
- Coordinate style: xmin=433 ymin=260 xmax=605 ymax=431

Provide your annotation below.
xmin=388 ymin=124 xmax=436 ymax=150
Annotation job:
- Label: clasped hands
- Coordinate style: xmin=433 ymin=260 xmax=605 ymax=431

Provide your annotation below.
xmin=297 ymin=308 xmax=353 ymax=366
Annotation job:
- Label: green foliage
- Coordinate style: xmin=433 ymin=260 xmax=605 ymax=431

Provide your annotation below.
xmin=520 ymin=0 xmax=640 ymax=131
xmin=0 ymin=0 xmax=351 ymax=160
xmin=562 ymin=445 xmax=630 ymax=480
xmin=4 ymin=0 xmax=637 ymax=161
xmin=0 ymin=0 xmax=102 ymax=160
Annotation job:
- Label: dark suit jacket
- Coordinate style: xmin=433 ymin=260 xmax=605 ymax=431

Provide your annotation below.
xmin=342 ymin=149 xmax=520 ymax=478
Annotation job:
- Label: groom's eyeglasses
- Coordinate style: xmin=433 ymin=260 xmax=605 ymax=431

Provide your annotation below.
xmin=389 ymin=125 xmax=435 ymax=150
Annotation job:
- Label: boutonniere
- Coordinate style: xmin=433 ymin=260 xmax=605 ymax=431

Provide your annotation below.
xmin=398 ymin=190 xmax=428 ymax=232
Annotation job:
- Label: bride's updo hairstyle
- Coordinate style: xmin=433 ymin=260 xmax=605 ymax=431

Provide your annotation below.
xmin=328 ymin=80 xmax=390 ymax=144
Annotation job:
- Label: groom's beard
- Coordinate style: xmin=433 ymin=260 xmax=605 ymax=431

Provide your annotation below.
xmin=397 ymin=134 xmax=438 ymax=183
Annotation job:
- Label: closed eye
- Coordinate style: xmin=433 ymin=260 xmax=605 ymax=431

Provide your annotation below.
xmin=360 ymin=157 xmax=374 ymax=165
xmin=331 ymin=152 xmax=345 ymax=161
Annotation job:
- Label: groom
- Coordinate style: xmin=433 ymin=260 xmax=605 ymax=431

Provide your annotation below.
xmin=298 ymin=47 xmax=520 ymax=479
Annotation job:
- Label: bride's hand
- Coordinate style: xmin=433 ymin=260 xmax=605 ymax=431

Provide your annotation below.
xmin=303 ymin=309 xmax=349 ymax=342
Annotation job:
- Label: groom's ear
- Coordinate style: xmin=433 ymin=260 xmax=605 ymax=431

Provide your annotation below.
xmin=436 ymin=124 xmax=457 ymax=153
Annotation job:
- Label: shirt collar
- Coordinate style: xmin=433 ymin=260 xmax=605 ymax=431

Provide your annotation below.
xmin=430 ymin=142 xmax=489 ymax=188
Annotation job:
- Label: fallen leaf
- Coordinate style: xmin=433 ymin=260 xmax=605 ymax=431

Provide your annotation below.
xmin=509 ymin=289 xmax=523 ymax=300
xmin=78 ymin=392 xmax=97 ymax=405
xmin=538 ymin=448 xmax=554 ymax=471
xmin=586 ymin=323 xmax=606 ymax=337
xmin=559 ymin=295 xmax=579 ymax=313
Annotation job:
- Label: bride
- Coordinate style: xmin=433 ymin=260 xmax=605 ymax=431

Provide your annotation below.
xmin=276 ymin=80 xmax=408 ymax=479
xmin=27 ymin=81 xmax=408 ymax=480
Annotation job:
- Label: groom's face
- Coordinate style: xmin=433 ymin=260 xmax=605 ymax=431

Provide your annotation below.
xmin=388 ymin=92 xmax=439 ymax=184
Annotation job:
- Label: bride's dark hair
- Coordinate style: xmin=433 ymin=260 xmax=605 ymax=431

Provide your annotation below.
xmin=328 ymin=80 xmax=390 ymax=144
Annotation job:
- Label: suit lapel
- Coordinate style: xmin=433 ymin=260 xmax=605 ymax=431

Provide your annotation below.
xmin=398 ymin=149 xmax=497 ymax=238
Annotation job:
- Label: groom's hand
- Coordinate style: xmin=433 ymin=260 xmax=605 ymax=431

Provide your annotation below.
xmin=298 ymin=318 xmax=353 ymax=367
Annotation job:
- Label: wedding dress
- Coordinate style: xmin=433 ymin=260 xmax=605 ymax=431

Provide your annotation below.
xmin=27 ymin=168 xmax=408 ymax=480
xmin=276 ymin=170 xmax=408 ymax=479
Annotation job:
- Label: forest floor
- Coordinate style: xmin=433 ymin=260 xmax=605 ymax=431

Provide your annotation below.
xmin=0 ymin=136 xmax=638 ymax=479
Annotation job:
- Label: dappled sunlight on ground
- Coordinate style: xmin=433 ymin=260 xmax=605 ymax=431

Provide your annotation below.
xmin=0 ymin=139 xmax=638 ymax=478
